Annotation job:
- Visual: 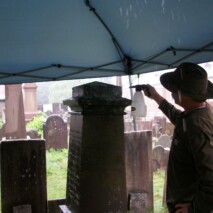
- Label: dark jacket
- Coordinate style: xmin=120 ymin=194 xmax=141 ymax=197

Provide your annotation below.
xmin=159 ymin=100 xmax=213 ymax=213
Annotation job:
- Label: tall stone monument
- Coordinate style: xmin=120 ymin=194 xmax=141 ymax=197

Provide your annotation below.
xmin=23 ymin=83 xmax=38 ymax=121
xmin=5 ymin=84 xmax=26 ymax=139
xmin=63 ymin=81 xmax=131 ymax=213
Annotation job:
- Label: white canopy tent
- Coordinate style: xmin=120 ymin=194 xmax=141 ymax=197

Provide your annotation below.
xmin=0 ymin=0 xmax=212 ymax=84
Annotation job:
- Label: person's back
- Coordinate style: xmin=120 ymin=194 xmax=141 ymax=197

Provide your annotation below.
xmin=163 ymin=101 xmax=213 ymax=212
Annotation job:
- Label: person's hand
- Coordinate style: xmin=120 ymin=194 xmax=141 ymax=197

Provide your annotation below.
xmin=143 ymin=84 xmax=164 ymax=105
xmin=175 ymin=203 xmax=190 ymax=213
xmin=143 ymin=84 xmax=158 ymax=98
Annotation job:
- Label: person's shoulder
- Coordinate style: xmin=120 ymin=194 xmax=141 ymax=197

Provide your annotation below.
xmin=186 ymin=104 xmax=213 ymax=135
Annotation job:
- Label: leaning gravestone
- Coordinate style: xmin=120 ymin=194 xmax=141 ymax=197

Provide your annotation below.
xmin=43 ymin=115 xmax=68 ymax=149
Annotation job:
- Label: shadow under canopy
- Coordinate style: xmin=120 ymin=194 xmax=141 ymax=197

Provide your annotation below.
xmin=0 ymin=0 xmax=213 ymax=85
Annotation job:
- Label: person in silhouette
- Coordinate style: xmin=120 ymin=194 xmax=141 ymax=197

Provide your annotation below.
xmin=143 ymin=62 xmax=213 ymax=213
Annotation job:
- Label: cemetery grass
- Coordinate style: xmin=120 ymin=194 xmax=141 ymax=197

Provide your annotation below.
xmin=153 ymin=169 xmax=168 ymax=213
xmin=46 ymin=149 xmax=68 ymax=199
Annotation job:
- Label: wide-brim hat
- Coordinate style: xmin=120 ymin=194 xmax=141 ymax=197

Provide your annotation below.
xmin=160 ymin=62 xmax=213 ymax=101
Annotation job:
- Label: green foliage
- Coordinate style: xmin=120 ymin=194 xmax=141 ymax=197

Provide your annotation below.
xmin=26 ymin=112 xmax=47 ymax=137
xmin=0 ymin=118 xmax=3 ymax=129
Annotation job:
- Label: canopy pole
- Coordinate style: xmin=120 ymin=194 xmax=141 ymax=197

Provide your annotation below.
xmin=128 ymin=75 xmax=137 ymax=131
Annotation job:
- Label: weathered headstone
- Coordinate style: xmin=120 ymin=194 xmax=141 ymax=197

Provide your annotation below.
xmin=5 ymin=84 xmax=26 ymax=139
xmin=63 ymin=81 xmax=131 ymax=213
xmin=0 ymin=139 xmax=47 ymax=213
xmin=43 ymin=115 xmax=68 ymax=149
xmin=52 ymin=103 xmax=68 ymax=114
xmin=128 ymin=193 xmax=148 ymax=213
xmin=125 ymin=131 xmax=153 ymax=212
xmin=158 ymin=134 xmax=171 ymax=148
xmin=136 ymin=120 xmax=152 ymax=131
xmin=23 ymin=83 xmax=39 ymax=121
xmin=153 ymin=145 xmax=169 ymax=168
xmin=152 ymin=123 xmax=161 ymax=138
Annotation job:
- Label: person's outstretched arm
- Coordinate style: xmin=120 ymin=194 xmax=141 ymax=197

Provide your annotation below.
xmin=143 ymin=84 xmax=182 ymax=124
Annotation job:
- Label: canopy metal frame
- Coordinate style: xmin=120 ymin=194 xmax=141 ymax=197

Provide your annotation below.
xmin=0 ymin=0 xmax=212 ymax=84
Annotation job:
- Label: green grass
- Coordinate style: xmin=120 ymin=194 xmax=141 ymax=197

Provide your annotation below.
xmin=1 ymin=149 xmax=167 ymax=212
xmin=46 ymin=149 xmax=68 ymax=200
xmin=153 ymin=169 xmax=168 ymax=213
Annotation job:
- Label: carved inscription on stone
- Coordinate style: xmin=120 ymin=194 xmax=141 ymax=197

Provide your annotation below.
xmin=43 ymin=115 xmax=68 ymax=149
xmin=129 ymin=193 xmax=148 ymax=213
xmin=67 ymin=128 xmax=82 ymax=209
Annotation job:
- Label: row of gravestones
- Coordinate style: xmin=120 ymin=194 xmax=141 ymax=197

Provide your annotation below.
xmin=0 ymin=115 xmax=172 ymax=152
xmin=43 ymin=117 xmax=172 ymax=152
xmin=42 ymin=116 xmax=172 ymax=172
xmin=0 ymin=114 xmax=172 ymax=152
xmin=41 ymin=119 xmax=172 ymax=175
xmin=0 ymin=114 xmax=172 ymax=153
xmin=39 ymin=116 xmax=172 ymax=184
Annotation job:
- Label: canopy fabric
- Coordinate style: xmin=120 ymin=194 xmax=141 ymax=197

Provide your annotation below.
xmin=0 ymin=0 xmax=213 ymax=84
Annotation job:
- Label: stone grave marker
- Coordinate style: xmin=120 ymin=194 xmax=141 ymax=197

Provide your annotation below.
xmin=63 ymin=81 xmax=131 ymax=213
xmin=0 ymin=139 xmax=47 ymax=213
xmin=43 ymin=115 xmax=68 ymax=149
xmin=152 ymin=145 xmax=168 ymax=169
xmin=158 ymin=134 xmax=171 ymax=148
xmin=128 ymin=193 xmax=148 ymax=213
xmin=23 ymin=83 xmax=39 ymax=121
xmin=5 ymin=84 xmax=26 ymax=139
xmin=125 ymin=131 xmax=153 ymax=212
